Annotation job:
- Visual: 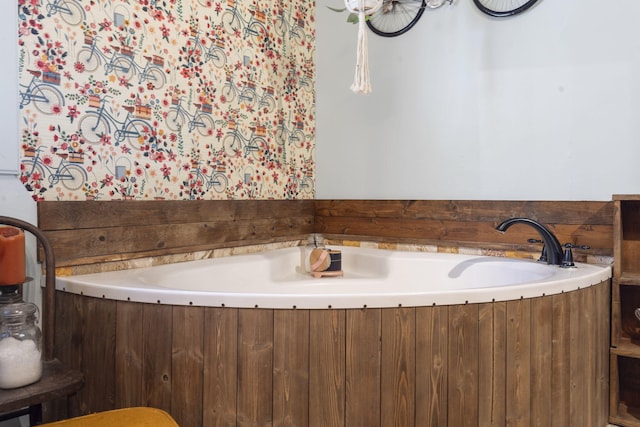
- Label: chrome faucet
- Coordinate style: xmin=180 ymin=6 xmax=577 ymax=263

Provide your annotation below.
xmin=495 ymin=217 xmax=564 ymax=266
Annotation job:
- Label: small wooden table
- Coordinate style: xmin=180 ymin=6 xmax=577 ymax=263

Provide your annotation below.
xmin=0 ymin=359 xmax=84 ymax=424
xmin=0 ymin=217 xmax=85 ymax=425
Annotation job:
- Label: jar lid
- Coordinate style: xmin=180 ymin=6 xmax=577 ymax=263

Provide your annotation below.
xmin=1 ymin=302 xmax=37 ymax=319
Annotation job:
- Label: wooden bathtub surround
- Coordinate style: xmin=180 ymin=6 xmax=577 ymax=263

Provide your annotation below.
xmin=36 ymin=199 xmax=614 ymax=424
xmin=38 ymin=200 xmax=315 ymax=267
xmin=314 ymin=200 xmax=613 ymax=260
xmin=37 ymin=199 xmax=613 ymax=268
xmin=54 ymin=281 xmax=610 ymax=427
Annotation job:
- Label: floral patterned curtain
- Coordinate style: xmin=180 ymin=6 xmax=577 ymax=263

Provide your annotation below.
xmin=17 ymin=0 xmax=315 ymax=200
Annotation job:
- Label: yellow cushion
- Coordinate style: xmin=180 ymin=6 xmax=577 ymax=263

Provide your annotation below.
xmin=39 ymin=407 xmax=179 ymax=427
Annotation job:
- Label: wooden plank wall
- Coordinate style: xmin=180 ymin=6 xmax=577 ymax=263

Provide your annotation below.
xmin=315 ymin=200 xmax=613 ymax=258
xmin=52 ymin=281 xmax=610 ymax=426
xmin=38 ymin=199 xmax=613 ymax=267
xmin=37 ymin=200 xmax=315 ymax=267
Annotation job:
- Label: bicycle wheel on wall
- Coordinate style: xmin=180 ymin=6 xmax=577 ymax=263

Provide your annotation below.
xmin=366 ymin=0 xmax=426 ymax=38
xmin=473 ymin=0 xmax=538 ymax=17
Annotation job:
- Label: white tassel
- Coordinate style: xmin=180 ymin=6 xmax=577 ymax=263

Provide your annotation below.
xmin=345 ymin=0 xmax=381 ymax=94
xmin=350 ymin=10 xmax=371 ymax=94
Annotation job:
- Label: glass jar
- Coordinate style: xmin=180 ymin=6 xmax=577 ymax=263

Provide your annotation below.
xmin=0 ymin=302 xmax=43 ymax=388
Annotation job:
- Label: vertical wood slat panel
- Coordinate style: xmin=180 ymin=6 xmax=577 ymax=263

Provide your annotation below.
xmin=569 ymin=290 xmax=586 ymax=427
xmin=530 ymin=296 xmax=552 ymax=427
xmin=115 ymin=301 xmax=144 ymax=408
xmin=583 ymin=286 xmax=595 ymax=427
xmin=142 ymin=304 xmax=173 ymax=412
xmin=551 ymin=292 xmax=570 ymax=427
xmin=595 ymin=281 xmax=610 ymax=425
xmin=171 ymin=306 xmax=204 ymax=427
xmin=53 ymin=281 xmax=610 ymax=426
xmin=309 ymin=310 xmax=345 ymax=427
xmin=81 ymin=297 xmax=117 ymax=414
xmin=346 ymin=308 xmax=381 ymax=427
xmin=415 ymin=305 xmax=448 ymax=427
xmin=448 ymin=304 xmax=479 ymax=427
xmin=273 ymin=309 xmax=310 ymax=426
xmin=237 ymin=309 xmax=274 ymax=427
xmin=381 ymin=308 xmax=415 ymax=427
xmin=203 ymin=307 xmax=238 ymax=426
xmin=478 ymin=301 xmax=506 ymax=427
xmin=50 ymin=292 xmax=82 ymax=420
xmin=506 ymin=299 xmax=531 ymax=427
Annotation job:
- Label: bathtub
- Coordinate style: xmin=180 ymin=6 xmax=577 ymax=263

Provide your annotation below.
xmin=53 ymin=244 xmax=613 ymax=426
xmin=56 ymin=245 xmax=611 ymax=308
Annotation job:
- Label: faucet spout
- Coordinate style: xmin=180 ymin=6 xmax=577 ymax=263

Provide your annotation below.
xmin=495 ymin=217 xmax=564 ymax=266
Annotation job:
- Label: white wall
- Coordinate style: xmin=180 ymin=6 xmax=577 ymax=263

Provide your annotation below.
xmin=316 ymin=0 xmax=640 ymax=200
xmin=0 ymin=5 xmax=37 ymax=425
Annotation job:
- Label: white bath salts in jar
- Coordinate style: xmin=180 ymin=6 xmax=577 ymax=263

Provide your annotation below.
xmin=0 ymin=302 xmax=43 ymax=389
xmin=0 ymin=337 xmax=42 ymax=388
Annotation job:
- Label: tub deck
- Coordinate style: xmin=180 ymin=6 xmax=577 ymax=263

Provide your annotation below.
xmin=56 ymin=245 xmax=612 ymax=308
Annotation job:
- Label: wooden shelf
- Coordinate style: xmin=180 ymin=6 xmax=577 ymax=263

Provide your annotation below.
xmin=619 ymin=274 xmax=640 ymax=286
xmin=0 ymin=359 xmax=83 ymax=414
xmin=611 ymin=196 xmax=640 ymax=426
xmin=610 ymin=413 xmax=640 ymax=427
xmin=612 ymin=342 xmax=640 ymax=358
xmin=614 ymin=195 xmax=640 ymax=201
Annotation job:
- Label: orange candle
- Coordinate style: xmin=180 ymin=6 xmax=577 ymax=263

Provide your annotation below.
xmin=0 ymin=227 xmax=26 ymax=285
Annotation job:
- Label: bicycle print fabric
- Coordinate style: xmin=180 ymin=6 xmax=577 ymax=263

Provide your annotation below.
xmin=17 ymin=0 xmax=315 ymax=201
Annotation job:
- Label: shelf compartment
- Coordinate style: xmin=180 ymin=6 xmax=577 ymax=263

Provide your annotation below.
xmin=617 ymin=200 xmax=640 ymax=277
xmin=611 ymin=354 xmax=640 ymax=427
xmin=612 ymin=281 xmax=640 ymax=347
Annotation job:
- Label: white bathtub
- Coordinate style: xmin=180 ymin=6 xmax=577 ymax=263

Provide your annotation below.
xmin=55 ymin=245 xmax=612 ymax=309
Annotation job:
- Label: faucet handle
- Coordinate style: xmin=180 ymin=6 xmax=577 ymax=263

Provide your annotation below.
xmin=565 ymin=243 xmax=590 ymax=250
xmin=561 ymin=243 xmax=591 ymax=268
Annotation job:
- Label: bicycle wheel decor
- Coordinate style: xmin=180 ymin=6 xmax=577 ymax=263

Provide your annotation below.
xmin=473 ymin=0 xmax=539 ymax=17
xmin=366 ymin=0 xmax=427 ymax=37
xmin=344 ymin=0 xmax=384 ymax=94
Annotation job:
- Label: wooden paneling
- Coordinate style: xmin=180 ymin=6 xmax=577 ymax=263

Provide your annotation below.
xmin=203 ymin=307 xmax=237 ymax=426
xmin=448 ymin=303 xmax=479 ymax=427
xmin=415 ymin=305 xmax=448 ymax=426
xmin=115 ymin=301 xmax=144 ymax=409
xmin=237 ymin=309 xmax=273 ymax=426
xmin=53 ymin=280 xmax=610 ymax=426
xmin=273 ymin=309 xmax=310 ymax=426
xmin=37 ymin=200 xmax=315 ymax=266
xmin=346 ymin=308 xmax=381 ymax=427
xmin=141 ymin=304 xmax=172 ymax=412
xmin=309 ymin=310 xmax=345 ymax=427
xmin=530 ymin=296 xmax=552 ymax=427
xmin=171 ymin=306 xmax=204 ymax=427
xmin=315 ymin=200 xmax=613 ymax=257
xmin=478 ymin=301 xmax=506 ymax=427
xmin=551 ymin=291 xmax=571 ymax=427
xmin=38 ymin=199 xmax=612 ymax=267
xmin=381 ymin=308 xmax=415 ymax=427
xmin=505 ymin=299 xmax=531 ymax=427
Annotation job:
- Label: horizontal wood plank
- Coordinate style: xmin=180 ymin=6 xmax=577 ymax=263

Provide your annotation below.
xmin=38 ymin=200 xmax=315 ymax=230
xmin=38 ymin=199 xmax=613 ymax=266
xmin=38 ymin=201 xmax=314 ymax=266
xmin=314 ymin=200 xmax=612 ymax=224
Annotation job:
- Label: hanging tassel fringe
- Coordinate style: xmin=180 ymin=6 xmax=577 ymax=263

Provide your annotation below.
xmin=345 ymin=0 xmax=382 ymax=94
xmin=350 ymin=10 xmax=371 ymax=94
